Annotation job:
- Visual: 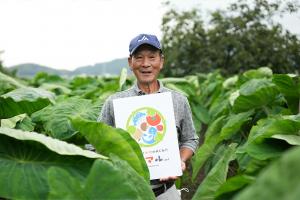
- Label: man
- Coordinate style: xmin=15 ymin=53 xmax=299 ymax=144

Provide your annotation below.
xmin=98 ymin=33 xmax=199 ymax=199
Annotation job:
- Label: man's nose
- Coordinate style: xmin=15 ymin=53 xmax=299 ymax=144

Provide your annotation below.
xmin=141 ymin=58 xmax=151 ymax=67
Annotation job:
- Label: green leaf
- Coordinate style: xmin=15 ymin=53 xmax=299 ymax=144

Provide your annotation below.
xmin=119 ymin=68 xmax=128 ymax=91
xmin=247 ymin=115 xmax=300 ymax=144
xmin=85 ymin=155 xmax=154 ymax=199
xmin=39 ymin=83 xmax=72 ymax=95
xmin=0 ymin=113 xmax=26 ymax=128
xmin=48 ymin=155 xmax=155 ymax=200
xmin=237 ymin=153 xmax=269 ymax=174
xmin=272 ymin=74 xmax=299 ymax=97
xmin=15 ymin=115 xmax=36 ymax=131
xmin=0 ymin=127 xmax=106 ymax=159
xmin=245 ymin=141 xmax=285 ymax=160
xmin=244 ymin=115 xmax=300 ymax=160
xmin=234 ymin=147 xmax=300 ymax=200
xmin=191 ymin=103 xmax=211 ymax=124
xmin=272 ymin=74 xmax=300 ymax=113
xmin=192 ymin=135 xmax=220 ymax=181
xmin=219 ymin=110 xmax=254 ymax=140
xmin=243 ymin=67 xmax=273 ymax=79
xmin=222 ymin=75 xmax=238 ymax=89
xmin=272 ymin=134 xmax=300 ymax=145
xmin=71 ymin=116 xmax=150 ymax=181
xmin=0 ymin=71 xmax=25 ymax=88
xmin=205 ymin=115 xmax=226 ymax=140
xmin=0 ymin=114 xmax=35 ymax=131
xmin=32 ymin=97 xmax=99 ymax=140
xmin=0 ymin=127 xmax=105 ymax=200
xmin=161 ymin=77 xmax=189 ymax=84
xmin=0 ymin=87 xmax=55 ymax=118
xmin=47 ymin=167 xmax=86 ymax=200
xmin=192 ymin=143 xmax=237 ymax=200
xmin=230 ymin=79 xmax=279 ymax=113
xmin=192 ymin=116 xmax=226 ymax=181
xmin=209 ymin=96 xmax=230 ymax=120
xmin=215 ymin=175 xmax=255 ymax=199
xmin=164 ymin=83 xmax=189 ymax=97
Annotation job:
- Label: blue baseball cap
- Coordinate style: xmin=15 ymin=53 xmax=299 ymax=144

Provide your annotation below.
xmin=129 ymin=34 xmax=161 ymax=55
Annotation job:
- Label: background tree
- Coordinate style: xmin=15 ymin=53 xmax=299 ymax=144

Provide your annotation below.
xmin=0 ymin=50 xmax=16 ymax=76
xmin=161 ymin=0 xmax=300 ymax=77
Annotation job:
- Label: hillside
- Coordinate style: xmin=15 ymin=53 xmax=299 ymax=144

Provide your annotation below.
xmin=71 ymin=58 xmax=129 ymax=76
xmin=9 ymin=63 xmax=71 ymax=77
xmin=7 ymin=58 xmax=129 ymax=77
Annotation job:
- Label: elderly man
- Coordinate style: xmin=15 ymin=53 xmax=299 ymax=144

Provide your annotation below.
xmin=98 ymin=33 xmax=199 ymax=199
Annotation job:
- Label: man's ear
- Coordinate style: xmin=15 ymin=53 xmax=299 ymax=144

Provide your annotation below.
xmin=128 ymin=56 xmax=133 ymax=70
xmin=160 ymin=55 xmax=164 ymax=70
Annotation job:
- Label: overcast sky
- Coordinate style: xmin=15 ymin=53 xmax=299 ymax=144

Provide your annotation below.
xmin=1 ymin=0 xmax=299 ymax=70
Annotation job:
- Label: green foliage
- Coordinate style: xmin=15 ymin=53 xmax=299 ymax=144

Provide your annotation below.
xmin=0 ymin=127 xmax=104 ymax=200
xmin=32 ymin=97 xmax=100 ymax=140
xmin=71 ymin=116 xmax=150 ymax=182
xmin=192 ymin=144 xmax=237 ymax=200
xmin=244 ymin=115 xmax=300 ymax=160
xmin=48 ymin=155 xmax=155 ymax=200
xmin=161 ymin=0 xmax=300 ymax=76
xmin=0 ymin=67 xmax=299 ymax=199
xmin=230 ymin=78 xmax=280 ymax=113
xmin=174 ymin=67 xmax=300 ymax=199
xmin=31 ymin=72 xmax=65 ymax=87
xmin=0 ymin=87 xmax=55 ymax=119
xmin=233 ymin=146 xmax=300 ymax=200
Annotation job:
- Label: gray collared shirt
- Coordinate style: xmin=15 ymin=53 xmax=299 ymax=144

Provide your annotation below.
xmin=98 ymin=80 xmax=199 ymax=153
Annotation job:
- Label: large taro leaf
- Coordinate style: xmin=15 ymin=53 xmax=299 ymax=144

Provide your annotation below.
xmin=118 ymin=68 xmax=128 ymax=91
xmin=0 ymin=87 xmax=55 ymax=119
xmin=192 ymin=111 xmax=253 ymax=181
xmin=208 ymin=96 xmax=230 ymax=120
xmin=0 ymin=113 xmax=27 ymax=128
xmin=39 ymin=83 xmax=72 ymax=95
xmin=0 ymin=71 xmax=25 ymax=89
xmin=48 ymin=155 xmax=155 ymax=200
xmin=272 ymin=74 xmax=300 ymax=114
xmin=272 ymin=74 xmax=299 ymax=98
xmin=244 ymin=114 xmax=300 ymax=160
xmin=230 ymin=78 xmax=279 ymax=113
xmin=219 ymin=110 xmax=254 ymax=140
xmin=272 ymin=134 xmax=300 ymax=145
xmin=71 ymin=116 xmax=150 ymax=182
xmin=162 ymin=76 xmax=199 ymax=97
xmin=215 ymin=175 xmax=255 ymax=199
xmin=192 ymin=116 xmax=226 ymax=181
xmin=234 ymin=146 xmax=300 ymax=200
xmin=191 ymin=103 xmax=211 ymax=124
xmin=243 ymin=67 xmax=273 ymax=79
xmin=192 ymin=143 xmax=237 ymax=200
xmin=32 ymin=97 xmax=99 ymax=140
xmin=0 ymin=113 xmax=35 ymax=131
xmin=222 ymin=75 xmax=238 ymax=89
xmin=0 ymin=127 xmax=106 ymax=200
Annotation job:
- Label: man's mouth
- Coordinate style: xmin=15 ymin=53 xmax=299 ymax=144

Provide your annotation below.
xmin=141 ymin=71 xmax=152 ymax=74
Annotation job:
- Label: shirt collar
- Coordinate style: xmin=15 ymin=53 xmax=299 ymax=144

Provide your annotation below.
xmin=133 ymin=80 xmax=165 ymax=95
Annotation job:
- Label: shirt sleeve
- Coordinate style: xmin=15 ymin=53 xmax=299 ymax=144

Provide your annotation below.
xmin=179 ymin=97 xmax=199 ymax=153
xmin=97 ymin=97 xmax=115 ymax=127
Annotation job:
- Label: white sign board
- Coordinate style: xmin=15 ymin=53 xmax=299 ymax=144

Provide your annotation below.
xmin=113 ymin=92 xmax=182 ymax=180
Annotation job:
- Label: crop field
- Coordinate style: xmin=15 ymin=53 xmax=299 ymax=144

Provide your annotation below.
xmin=0 ymin=67 xmax=299 ymax=200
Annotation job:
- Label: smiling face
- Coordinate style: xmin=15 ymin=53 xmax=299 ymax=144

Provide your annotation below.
xmin=128 ymin=44 xmax=164 ymax=87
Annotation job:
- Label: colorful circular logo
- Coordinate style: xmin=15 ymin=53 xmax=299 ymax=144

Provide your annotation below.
xmin=126 ymin=107 xmax=166 ymax=147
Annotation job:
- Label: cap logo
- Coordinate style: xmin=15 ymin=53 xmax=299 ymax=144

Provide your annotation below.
xmin=138 ymin=36 xmax=149 ymax=42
